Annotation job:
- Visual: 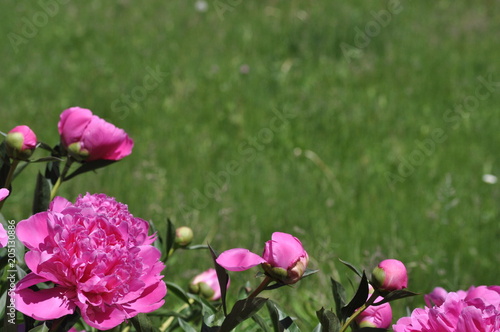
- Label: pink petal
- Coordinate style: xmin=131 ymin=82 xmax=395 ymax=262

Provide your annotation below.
xmin=58 ymin=107 xmax=93 ymax=145
xmin=77 ymin=302 xmax=127 ymax=330
xmin=49 ymin=196 xmax=72 ymax=213
xmin=0 ymin=223 xmax=7 ymax=248
xmin=16 ymin=212 xmax=50 ymax=249
xmin=82 ymin=116 xmax=134 ymax=161
xmin=262 ymin=232 xmax=307 ymax=269
xmin=216 ymin=248 xmax=266 ymax=271
xmin=14 ymin=274 xmax=76 ymax=320
xmin=0 ymin=188 xmax=9 ymax=201
xmin=123 ymin=281 xmax=167 ymax=315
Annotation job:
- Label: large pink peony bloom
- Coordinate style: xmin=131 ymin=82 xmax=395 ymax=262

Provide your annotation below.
xmin=393 ymin=286 xmax=500 ymax=332
xmin=14 ymin=193 xmax=166 ymax=330
xmin=58 ymin=107 xmax=134 ymax=161
xmin=0 ymin=188 xmax=10 ymax=248
xmin=216 ymin=232 xmax=309 ymax=284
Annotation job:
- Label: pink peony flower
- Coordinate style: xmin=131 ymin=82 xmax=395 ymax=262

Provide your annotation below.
xmin=58 ymin=107 xmax=134 ymax=161
xmin=0 ymin=223 xmax=7 ymax=248
xmin=14 ymin=193 xmax=166 ymax=330
xmin=393 ymin=286 xmax=500 ymax=332
xmin=189 ymin=268 xmax=228 ymax=301
xmin=216 ymin=232 xmax=309 ymax=284
xmin=355 ymin=295 xmax=393 ymax=329
xmin=371 ymin=259 xmax=408 ymax=292
xmin=6 ymin=125 xmax=37 ymax=159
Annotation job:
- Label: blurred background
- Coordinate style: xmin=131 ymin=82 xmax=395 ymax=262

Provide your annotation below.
xmin=1 ymin=0 xmax=499 ymax=328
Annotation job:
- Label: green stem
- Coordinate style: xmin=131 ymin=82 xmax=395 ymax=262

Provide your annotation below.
xmin=50 ymin=158 xmax=74 ymax=201
xmin=0 ymin=159 xmax=20 ymax=211
xmin=248 ymin=275 xmax=273 ymax=299
xmin=340 ymin=291 xmax=379 ymax=332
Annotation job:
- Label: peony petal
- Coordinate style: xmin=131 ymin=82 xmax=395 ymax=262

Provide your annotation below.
xmin=0 ymin=188 xmax=9 ymax=201
xmin=82 ymin=116 xmax=134 ymax=161
xmin=216 ymin=248 xmax=266 ymax=271
xmin=0 ymin=223 xmax=7 ymax=248
xmin=16 ymin=212 xmax=50 ymax=249
xmin=262 ymin=232 xmax=307 ymax=269
xmin=49 ymin=196 xmax=73 ymax=213
xmin=122 ymin=281 xmax=167 ymax=316
xmin=14 ymin=278 xmax=76 ymax=320
xmin=58 ymin=107 xmax=93 ymax=146
xmin=78 ymin=302 xmax=127 ymax=330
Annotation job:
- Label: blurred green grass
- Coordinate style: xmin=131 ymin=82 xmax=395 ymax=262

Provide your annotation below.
xmin=1 ymin=0 xmax=500 ymax=328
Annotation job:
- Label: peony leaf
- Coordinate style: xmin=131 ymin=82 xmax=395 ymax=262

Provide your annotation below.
xmin=178 ymin=317 xmax=198 ymax=332
xmin=209 ymin=244 xmax=230 ymax=316
xmin=64 ymin=159 xmax=117 ymax=181
xmin=220 ymin=297 xmax=268 ymax=332
xmin=316 ymin=307 xmax=341 ymax=332
xmin=331 ymin=277 xmax=347 ymax=319
xmin=27 ymin=323 xmax=49 ymax=332
xmin=341 ymin=271 xmax=369 ymax=321
xmin=339 ymin=258 xmax=363 ymax=277
xmin=162 ymin=218 xmax=176 ymax=263
xmin=372 ymin=289 xmax=420 ymax=306
xmin=32 ymin=171 xmax=51 ymax=214
xmin=166 ymin=281 xmax=192 ymax=305
xmin=130 ymin=313 xmax=155 ymax=332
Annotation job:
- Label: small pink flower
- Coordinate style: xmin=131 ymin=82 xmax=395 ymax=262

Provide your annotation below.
xmin=58 ymin=107 xmax=134 ymax=161
xmin=0 ymin=188 xmax=9 ymax=201
xmin=216 ymin=232 xmax=309 ymax=284
xmin=14 ymin=193 xmax=166 ymax=330
xmin=371 ymin=259 xmax=408 ymax=292
xmin=0 ymin=223 xmax=7 ymax=248
xmin=6 ymin=125 xmax=37 ymax=159
xmin=189 ymin=268 xmax=227 ymax=301
xmin=355 ymin=295 xmax=392 ymax=329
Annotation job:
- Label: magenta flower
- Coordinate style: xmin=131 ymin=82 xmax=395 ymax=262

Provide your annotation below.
xmin=6 ymin=125 xmax=37 ymax=159
xmin=371 ymin=259 xmax=408 ymax=292
xmin=58 ymin=107 xmax=134 ymax=161
xmin=189 ymin=268 xmax=227 ymax=301
xmin=355 ymin=295 xmax=392 ymax=329
xmin=0 ymin=223 xmax=7 ymax=248
xmin=14 ymin=193 xmax=166 ymax=330
xmin=393 ymin=286 xmax=500 ymax=332
xmin=216 ymin=232 xmax=309 ymax=285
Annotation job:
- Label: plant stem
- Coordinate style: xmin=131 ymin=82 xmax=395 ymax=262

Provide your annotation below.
xmin=248 ymin=276 xmax=273 ymax=299
xmin=339 ymin=291 xmax=379 ymax=332
xmin=50 ymin=158 xmax=74 ymax=201
xmin=0 ymin=159 xmax=19 ymax=211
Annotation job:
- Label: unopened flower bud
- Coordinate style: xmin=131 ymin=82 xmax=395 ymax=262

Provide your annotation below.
xmin=188 ymin=268 xmax=226 ymax=300
xmin=175 ymin=226 xmax=193 ymax=247
xmin=67 ymin=142 xmax=90 ymax=161
xmin=6 ymin=125 xmax=37 ymax=160
xmin=371 ymin=259 xmax=408 ymax=293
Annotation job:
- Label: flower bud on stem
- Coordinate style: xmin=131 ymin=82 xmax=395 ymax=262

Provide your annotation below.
xmin=340 ymin=290 xmax=380 ymax=332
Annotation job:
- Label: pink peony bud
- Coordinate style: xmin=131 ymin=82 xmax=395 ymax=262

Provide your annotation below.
xmin=6 ymin=125 xmax=37 ymax=159
xmin=371 ymin=259 xmax=408 ymax=292
xmin=216 ymin=232 xmax=309 ymax=285
xmin=58 ymin=107 xmax=134 ymax=161
xmin=175 ymin=226 xmax=194 ymax=247
xmin=355 ymin=297 xmax=393 ymax=329
xmin=189 ymin=268 xmax=227 ymax=300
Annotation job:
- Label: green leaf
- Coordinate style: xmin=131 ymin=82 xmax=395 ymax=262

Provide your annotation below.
xmin=130 ymin=313 xmax=156 ymax=332
xmin=201 ymin=322 xmax=220 ymax=332
xmin=331 ymin=277 xmax=346 ymax=319
xmin=266 ymin=299 xmax=300 ymax=332
xmin=372 ymin=289 xmax=420 ymax=305
xmin=209 ymin=244 xmax=230 ymax=316
xmin=163 ymin=218 xmax=176 ymax=262
xmin=177 ymin=318 xmax=198 ymax=332
xmin=165 ymin=281 xmax=192 ymax=305
xmin=316 ymin=308 xmax=340 ymax=332
xmin=341 ymin=272 xmax=369 ymax=321
xmin=64 ymin=159 xmax=117 ymax=181
xmin=32 ymin=171 xmax=52 ymax=214
xmin=339 ymin=258 xmax=363 ymax=277
xmin=251 ymin=313 xmax=271 ymax=332
xmin=27 ymin=323 xmax=50 ymax=332
xmin=219 ymin=297 xmax=268 ymax=332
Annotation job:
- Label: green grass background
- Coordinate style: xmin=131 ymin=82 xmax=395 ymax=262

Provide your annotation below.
xmin=1 ymin=0 xmax=500 ymax=329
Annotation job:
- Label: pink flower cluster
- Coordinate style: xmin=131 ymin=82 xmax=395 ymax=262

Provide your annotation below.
xmin=14 ymin=193 xmax=166 ymax=330
xmin=393 ymin=286 xmax=500 ymax=332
